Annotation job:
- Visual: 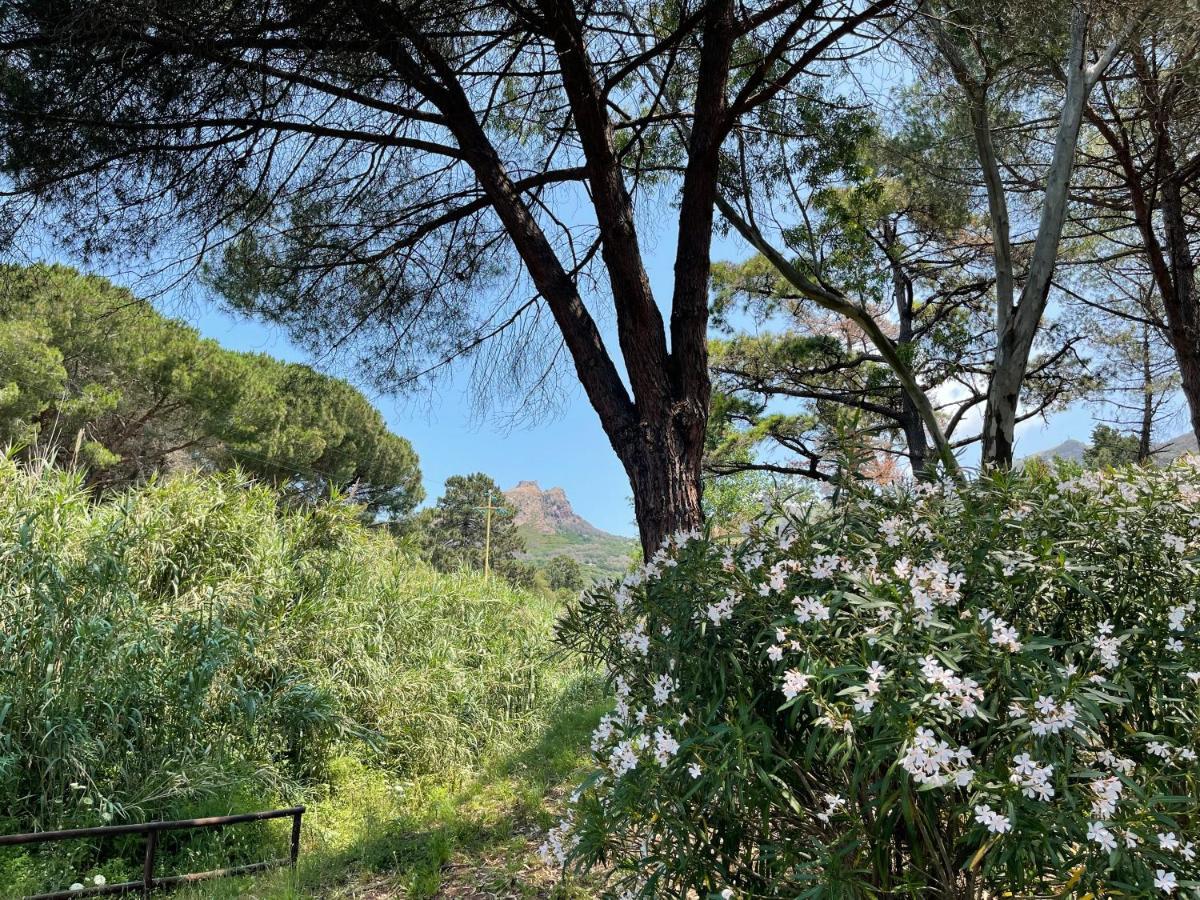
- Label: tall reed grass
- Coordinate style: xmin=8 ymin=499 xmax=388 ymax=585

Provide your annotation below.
xmin=0 ymin=459 xmax=584 ymax=893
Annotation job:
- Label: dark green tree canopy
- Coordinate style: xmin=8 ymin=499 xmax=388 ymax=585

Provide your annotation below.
xmin=1083 ymin=424 xmax=1142 ymax=470
xmin=0 ymin=264 xmax=423 ymax=519
xmin=544 ymin=554 xmax=584 ymax=593
xmin=424 ymin=473 xmax=524 ymax=575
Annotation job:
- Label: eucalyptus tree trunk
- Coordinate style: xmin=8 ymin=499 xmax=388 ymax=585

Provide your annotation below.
xmin=932 ymin=7 xmax=1133 ymax=468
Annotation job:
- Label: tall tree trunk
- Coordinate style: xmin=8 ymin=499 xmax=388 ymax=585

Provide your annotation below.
xmin=932 ymin=6 xmax=1132 ymax=469
xmin=1159 ymin=172 xmax=1200 ymax=445
xmin=980 ymin=328 xmax=1026 ymax=468
xmin=1139 ymin=322 xmax=1153 ymax=462
xmin=892 ymin=253 xmax=929 ymax=476
xmin=369 ymin=3 xmax=726 ymax=556
xmin=619 ymin=415 xmax=705 ymax=558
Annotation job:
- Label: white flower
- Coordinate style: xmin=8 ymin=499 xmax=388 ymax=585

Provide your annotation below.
xmin=1160 ymin=832 xmax=1181 ymax=852
xmin=1009 ymin=754 xmax=1054 ymax=801
xmin=767 ymin=644 xmax=783 ymax=662
xmin=1154 ymin=869 xmax=1177 ymax=894
xmin=608 ymin=739 xmax=639 ymax=777
xmin=816 ymin=793 xmax=846 ymax=823
xmin=93 ymin=875 xmax=106 ymax=886
xmin=538 ymin=812 xmax=578 ymax=866
xmin=982 ymin=612 xmax=1022 ymax=652
xmin=687 ymin=762 xmax=701 ymax=779
xmin=781 ymin=669 xmax=812 ymax=701
xmin=880 ymin=516 xmax=906 ymax=546
xmin=810 ymin=554 xmax=841 ymax=579
xmin=1186 ymin=671 xmax=1200 ymax=683
xmin=705 ymin=591 xmax=740 ymax=626
xmin=1094 ymin=749 xmax=1136 ymax=775
xmin=865 ymin=661 xmax=888 ymax=681
xmin=1093 ymin=622 xmax=1123 ymax=669
xmin=1027 ymin=695 xmax=1078 ymax=737
xmin=973 ymin=803 xmax=1011 ymax=834
xmin=653 ymin=674 xmax=677 ymax=706
xmin=1168 ymin=602 xmax=1195 ymax=631
xmin=652 ymin=726 xmax=679 ymax=766
xmin=919 ymin=656 xmax=984 ymax=718
xmin=1148 ymin=740 xmax=1173 ymax=759
xmin=1087 ymin=821 xmax=1117 ymax=852
xmin=619 ymin=622 xmax=650 ymax=656
xmin=793 ymin=596 xmax=831 ymax=624
xmin=899 ymin=727 xmax=973 ymax=788
xmin=1090 ymin=775 xmax=1124 ymax=819
xmin=720 ymin=890 xmax=734 ymax=899
xmin=853 ymin=695 xmax=877 ymax=714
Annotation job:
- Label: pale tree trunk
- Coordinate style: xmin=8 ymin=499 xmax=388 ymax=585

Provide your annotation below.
xmin=935 ymin=7 xmax=1133 ymax=468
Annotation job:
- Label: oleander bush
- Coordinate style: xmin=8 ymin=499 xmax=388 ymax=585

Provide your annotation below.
xmin=552 ymin=461 xmax=1200 ymax=898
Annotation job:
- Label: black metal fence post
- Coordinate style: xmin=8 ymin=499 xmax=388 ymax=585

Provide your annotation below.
xmin=142 ymin=830 xmax=156 ymax=898
xmin=289 ymin=809 xmax=302 ymax=869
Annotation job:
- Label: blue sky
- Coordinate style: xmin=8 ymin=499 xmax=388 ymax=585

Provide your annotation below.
xmin=149 ymin=225 xmax=1107 ymax=539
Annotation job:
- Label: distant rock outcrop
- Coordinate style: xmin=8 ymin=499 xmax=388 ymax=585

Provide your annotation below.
xmin=503 ymin=481 xmax=636 ymax=581
xmin=1152 ymin=431 xmax=1198 ymax=462
xmin=504 ymin=480 xmax=606 ymax=536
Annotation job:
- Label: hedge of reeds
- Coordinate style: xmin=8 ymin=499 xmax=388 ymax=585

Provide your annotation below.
xmin=0 ymin=459 xmax=584 ymax=894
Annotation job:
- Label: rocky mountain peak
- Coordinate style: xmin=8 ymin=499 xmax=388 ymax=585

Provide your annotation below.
xmin=504 ymin=480 xmax=605 ymax=536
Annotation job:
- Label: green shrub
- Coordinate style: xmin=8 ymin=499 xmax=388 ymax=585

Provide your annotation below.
xmin=553 ymin=462 xmax=1200 ymax=898
xmin=0 ymin=459 xmax=578 ymax=893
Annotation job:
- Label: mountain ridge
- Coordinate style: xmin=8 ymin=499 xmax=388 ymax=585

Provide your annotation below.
xmin=1023 ymin=431 xmax=1198 ymax=465
xmin=503 ymin=480 xmax=636 ymax=581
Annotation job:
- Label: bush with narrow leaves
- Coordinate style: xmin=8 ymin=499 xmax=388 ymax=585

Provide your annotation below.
xmin=551 ymin=462 xmax=1200 ymax=898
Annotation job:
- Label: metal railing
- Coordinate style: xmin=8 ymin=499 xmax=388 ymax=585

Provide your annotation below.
xmin=0 ymin=806 xmax=305 ymax=899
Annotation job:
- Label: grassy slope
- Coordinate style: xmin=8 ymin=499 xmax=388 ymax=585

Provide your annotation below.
xmin=174 ymin=693 xmax=606 ymax=899
xmin=517 ymin=525 xmax=637 ymax=583
xmin=0 ymin=464 xmax=605 ymax=899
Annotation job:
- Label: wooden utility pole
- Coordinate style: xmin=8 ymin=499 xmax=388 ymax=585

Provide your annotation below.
xmin=475 ymin=491 xmax=502 ymax=581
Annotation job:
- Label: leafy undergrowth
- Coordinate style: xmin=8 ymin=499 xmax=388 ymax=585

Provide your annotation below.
xmin=171 ymin=686 xmax=607 ymax=900
xmin=0 ymin=461 xmax=608 ymax=899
